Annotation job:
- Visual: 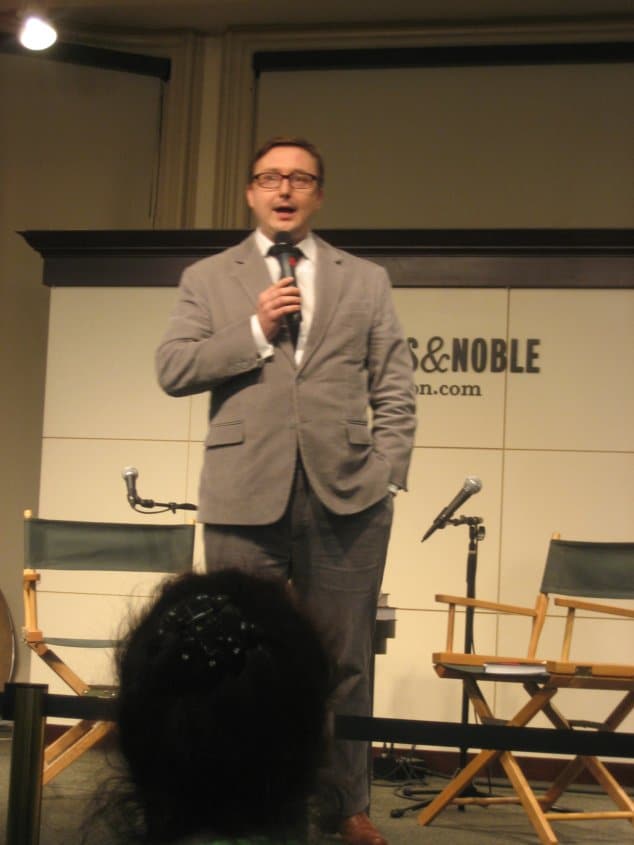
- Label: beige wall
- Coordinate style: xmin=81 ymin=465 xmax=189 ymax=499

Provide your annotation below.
xmin=0 ymin=51 xmax=161 ymax=679
xmin=2 ymin=22 xmax=633 ymax=746
xmin=255 ymin=63 xmax=634 ymax=228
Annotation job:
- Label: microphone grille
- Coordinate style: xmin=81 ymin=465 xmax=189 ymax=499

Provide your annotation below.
xmin=464 ymin=476 xmax=482 ymax=493
xmin=122 ymin=466 xmax=138 ymax=480
xmin=274 ymin=231 xmax=293 ymax=247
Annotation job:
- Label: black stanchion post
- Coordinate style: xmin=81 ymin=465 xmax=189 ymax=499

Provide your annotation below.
xmin=5 ymin=682 xmax=47 ymax=845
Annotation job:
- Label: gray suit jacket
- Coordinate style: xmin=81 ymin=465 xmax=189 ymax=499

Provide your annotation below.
xmin=156 ymin=233 xmax=416 ymax=525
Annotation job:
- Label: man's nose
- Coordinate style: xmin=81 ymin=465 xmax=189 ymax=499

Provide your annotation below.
xmin=277 ymin=175 xmax=293 ymax=194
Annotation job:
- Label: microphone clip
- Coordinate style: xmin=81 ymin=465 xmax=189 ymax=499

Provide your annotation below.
xmin=447 ymin=515 xmax=486 ymax=539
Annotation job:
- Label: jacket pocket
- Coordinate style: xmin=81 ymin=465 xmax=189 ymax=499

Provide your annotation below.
xmin=346 ymin=420 xmax=372 ymax=445
xmin=205 ymin=420 xmax=244 ymax=447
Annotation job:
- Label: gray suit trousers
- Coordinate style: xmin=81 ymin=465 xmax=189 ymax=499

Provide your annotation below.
xmin=204 ymin=460 xmax=394 ymax=819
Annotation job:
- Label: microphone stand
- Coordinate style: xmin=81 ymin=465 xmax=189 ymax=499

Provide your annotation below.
xmin=124 ymin=479 xmax=197 ymax=515
xmin=456 ymin=515 xmax=485 ymax=777
xmin=132 ymin=497 xmax=197 ymax=515
xmin=391 ymin=513 xmax=490 ymax=817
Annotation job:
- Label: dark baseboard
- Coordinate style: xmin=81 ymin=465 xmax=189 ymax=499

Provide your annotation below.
xmin=372 ymin=746 xmax=634 ymax=788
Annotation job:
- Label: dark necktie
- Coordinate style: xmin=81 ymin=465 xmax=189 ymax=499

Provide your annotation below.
xmin=267 ymin=242 xmax=303 ymax=348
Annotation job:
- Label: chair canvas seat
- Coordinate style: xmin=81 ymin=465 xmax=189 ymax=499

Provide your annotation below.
xmin=434 ymin=661 xmax=550 ymax=685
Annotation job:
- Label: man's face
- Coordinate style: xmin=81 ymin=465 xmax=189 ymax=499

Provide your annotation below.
xmin=246 ymin=145 xmax=323 ymax=242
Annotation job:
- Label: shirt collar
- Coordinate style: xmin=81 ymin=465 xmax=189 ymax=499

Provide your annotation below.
xmin=255 ymin=229 xmax=316 ymax=262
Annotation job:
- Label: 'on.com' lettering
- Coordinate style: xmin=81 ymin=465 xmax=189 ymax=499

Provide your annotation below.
xmin=416 ymin=383 xmax=482 ymax=397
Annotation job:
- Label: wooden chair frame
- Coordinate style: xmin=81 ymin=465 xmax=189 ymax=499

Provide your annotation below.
xmin=418 ymin=535 xmax=634 ymax=844
xmin=23 ymin=566 xmax=117 ymax=783
xmin=22 ymin=512 xmax=195 ymax=784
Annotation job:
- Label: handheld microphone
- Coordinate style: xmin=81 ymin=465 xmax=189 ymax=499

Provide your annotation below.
xmin=271 ymin=231 xmax=301 ymax=331
xmin=122 ymin=466 xmax=139 ymax=507
xmin=422 ymin=476 xmax=482 ymax=542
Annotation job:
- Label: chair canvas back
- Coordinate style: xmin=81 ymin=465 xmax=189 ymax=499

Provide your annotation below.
xmin=25 ymin=518 xmax=194 ymax=574
xmin=540 ymin=539 xmax=634 ymax=600
xmin=23 ymin=517 xmax=196 ymax=693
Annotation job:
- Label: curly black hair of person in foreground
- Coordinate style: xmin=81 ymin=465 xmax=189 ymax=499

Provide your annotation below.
xmin=93 ymin=569 xmax=333 ymax=844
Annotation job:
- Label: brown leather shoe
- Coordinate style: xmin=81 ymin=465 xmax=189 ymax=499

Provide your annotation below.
xmin=339 ymin=812 xmax=388 ymax=845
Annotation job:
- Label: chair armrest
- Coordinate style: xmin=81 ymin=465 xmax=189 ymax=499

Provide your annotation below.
xmin=22 ymin=627 xmax=44 ymax=643
xmin=23 ymin=569 xmax=41 ymax=639
xmin=554 ymin=597 xmax=634 ymax=619
xmin=436 ymin=594 xmax=539 ymax=654
xmin=435 ymin=594 xmax=537 ymax=617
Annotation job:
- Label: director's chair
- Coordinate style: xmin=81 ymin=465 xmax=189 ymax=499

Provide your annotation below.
xmin=22 ymin=511 xmax=195 ymax=783
xmin=418 ymin=535 xmax=634 ymax=845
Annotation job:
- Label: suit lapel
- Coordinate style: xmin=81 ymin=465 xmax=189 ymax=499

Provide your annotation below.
xmin=299 ymin=236 xmax=345 ymax=373
xmin=232 ymin=234 xmax=267 ymax=306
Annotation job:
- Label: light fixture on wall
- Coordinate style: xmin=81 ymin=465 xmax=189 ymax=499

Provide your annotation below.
xmin=18 ymin=7 xmax=58 ymax=51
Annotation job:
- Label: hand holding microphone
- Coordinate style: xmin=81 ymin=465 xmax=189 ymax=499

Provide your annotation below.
xmin=265 ymin=232 xmax=302 ymax=343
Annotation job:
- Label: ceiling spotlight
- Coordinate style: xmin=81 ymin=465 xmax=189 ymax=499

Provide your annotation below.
xmin=19 ymin=14 xmax=58 ymax=51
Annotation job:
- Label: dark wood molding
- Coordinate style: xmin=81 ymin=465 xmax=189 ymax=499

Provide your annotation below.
xmin=0 ymin=36 xmax=171 ymax=80
xmin=20 ymin=228 xmax=634 ymax=289
xmin=254 ymin=41 xmax=634 ymax=75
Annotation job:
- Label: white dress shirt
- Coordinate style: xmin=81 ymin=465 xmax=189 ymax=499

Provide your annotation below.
xmin=250 ymin=229 xmax=317 ymax=366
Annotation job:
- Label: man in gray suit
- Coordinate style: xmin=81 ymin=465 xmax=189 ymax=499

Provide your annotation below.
xmin=156 ymin=137 xmax=416 ymax=845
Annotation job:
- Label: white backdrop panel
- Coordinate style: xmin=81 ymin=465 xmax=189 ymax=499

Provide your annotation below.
xmin=43 ymin=287 xmax=189 ymax=441
xmin=506 ymin=289 xmax=634 ymax=451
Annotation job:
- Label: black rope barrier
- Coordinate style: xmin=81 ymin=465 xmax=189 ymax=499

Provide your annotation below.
xmin=2 ymin=686 xmax=117 ymax=722
xmin=2 ymin=687 xmax=633 ymax=758
xmin=336 ymin=714 xmax=634 ymax=758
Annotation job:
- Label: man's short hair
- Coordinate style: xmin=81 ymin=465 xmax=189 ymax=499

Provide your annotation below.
xmin=249 ymin=136 xmax=325 ymax=185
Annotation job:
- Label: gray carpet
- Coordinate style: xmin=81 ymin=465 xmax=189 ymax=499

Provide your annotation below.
xmin=1 ymin=729 xmax=632 ymax=844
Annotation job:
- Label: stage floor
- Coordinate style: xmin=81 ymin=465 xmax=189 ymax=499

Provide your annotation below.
xmin=0 ymin=727 xmax=630 ymax=844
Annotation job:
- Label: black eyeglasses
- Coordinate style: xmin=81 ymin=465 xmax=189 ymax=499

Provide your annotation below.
xmin=252 ymin=170 xmax=320 ymax=190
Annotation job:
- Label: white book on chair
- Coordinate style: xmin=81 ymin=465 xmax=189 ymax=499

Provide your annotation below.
xmin=483 ymin=661 xmax=548 ymax=676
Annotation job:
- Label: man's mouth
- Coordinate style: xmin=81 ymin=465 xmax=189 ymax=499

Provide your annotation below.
xmin=274 ymin=205 xmax=296 ymax=216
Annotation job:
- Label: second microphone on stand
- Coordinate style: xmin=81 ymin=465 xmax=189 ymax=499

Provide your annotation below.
xmin=422 ymin=476 xmax=483 ymax=542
